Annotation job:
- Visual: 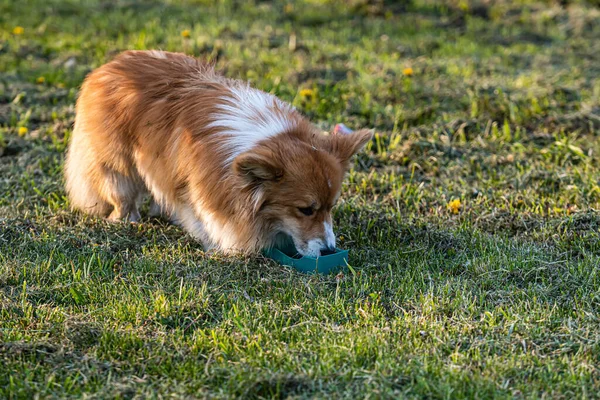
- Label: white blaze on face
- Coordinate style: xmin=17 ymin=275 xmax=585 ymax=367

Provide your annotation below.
xmin=295 ymin=220 xmax=336 ymax=257
xmin=324 ymin=221 xmax=335 ymax=249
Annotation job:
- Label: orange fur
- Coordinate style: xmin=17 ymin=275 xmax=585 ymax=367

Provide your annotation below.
xmin=65 ymin=50 xmax=372 ymax=256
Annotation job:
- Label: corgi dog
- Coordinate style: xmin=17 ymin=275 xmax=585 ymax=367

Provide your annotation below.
xmin=65 ymin=50 xmax=372 ymax=257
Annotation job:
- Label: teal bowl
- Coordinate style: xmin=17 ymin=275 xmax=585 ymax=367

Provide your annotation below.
xmin=264 ymin=243 xmax=349 ymax=274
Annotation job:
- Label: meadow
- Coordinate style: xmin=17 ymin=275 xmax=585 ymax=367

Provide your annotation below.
xmin=1 ymin=0 xmax=600 ymax=398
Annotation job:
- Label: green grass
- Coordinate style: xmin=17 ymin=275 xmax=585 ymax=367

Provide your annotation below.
xmin=1 ymin=0 xmax=600 ymax=398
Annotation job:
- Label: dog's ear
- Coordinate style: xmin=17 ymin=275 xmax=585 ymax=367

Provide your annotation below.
xmin=234 ymin=150 xmax=283 ymax=185
xmin=330 ymin=124 xmax=373 ymax=167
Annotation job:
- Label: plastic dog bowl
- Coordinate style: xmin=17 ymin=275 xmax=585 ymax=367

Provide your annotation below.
xmin=264 ymin=242 xmax=349 ymax=274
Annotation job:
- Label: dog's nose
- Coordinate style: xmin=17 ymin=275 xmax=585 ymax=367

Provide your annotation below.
xmin=320 ymin=246 xmax=336 ymax=256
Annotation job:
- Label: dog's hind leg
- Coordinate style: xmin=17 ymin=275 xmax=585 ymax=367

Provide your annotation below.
xmin=66 ymin=114 xmax=146 ymax=222
xmin=104 ymin=177 xmax=143 ymax=223
xmin=65 ymin=128 xmax=112 ymax=217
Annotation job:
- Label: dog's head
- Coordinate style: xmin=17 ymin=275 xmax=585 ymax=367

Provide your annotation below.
xmin=234 ymin=124 xmax=372 ymax=256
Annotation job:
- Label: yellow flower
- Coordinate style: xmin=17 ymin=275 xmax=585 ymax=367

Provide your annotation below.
xmin=403 ymin=67 xmax=414 ymax=76
xmin=18 ymin=126 xmax=28 ymax=136
xmin=299 ymin=88 xmax=314 ymax=98
xmin=181 ymin=29 xmax=191 ymax=38
xmin=13 ymin=26 xmax=24 ymax=35
xmin=284 ymin=3 xmax=294 ymax=13
xmin=448 ymin=199 xmax=461 ymax=214
xmin=36 ymin=76 xmax=45 ymax=84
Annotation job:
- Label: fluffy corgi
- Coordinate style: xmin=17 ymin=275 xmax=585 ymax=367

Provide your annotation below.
xmin=65 ymin=50 xmax=372 ymax=257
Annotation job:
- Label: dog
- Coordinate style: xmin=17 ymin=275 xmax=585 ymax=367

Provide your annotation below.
xmin=65 ymin=50 xmax=372 ymax=257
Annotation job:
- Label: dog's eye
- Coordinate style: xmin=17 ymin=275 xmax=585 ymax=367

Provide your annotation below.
xmin=298 ymin=207 xmax=314 ymax=216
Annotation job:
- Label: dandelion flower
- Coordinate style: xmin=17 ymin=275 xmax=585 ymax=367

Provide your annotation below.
xmin=448 ymin=199 xmax=461 ymax=214
xmin=18 ymin=126 xmax=28 ymax=136
xmin=299 ymin=88 xmax=314 ymax=98
xmin=403 ymin=67 xmax=414 ymax=76
xmin=36 ymin=76 xmax=45 ymax=84
xmin=13 ymin=26 xmax=24 ymax=35
xmin=284 ymin=3 xmax=294 ymax=13
xmin=181 ymin=29 xmax=191 ymax=38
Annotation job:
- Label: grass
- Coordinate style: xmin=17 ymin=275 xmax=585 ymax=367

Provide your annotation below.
xmin=1 ymin=0 xmax=600 ymax=398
